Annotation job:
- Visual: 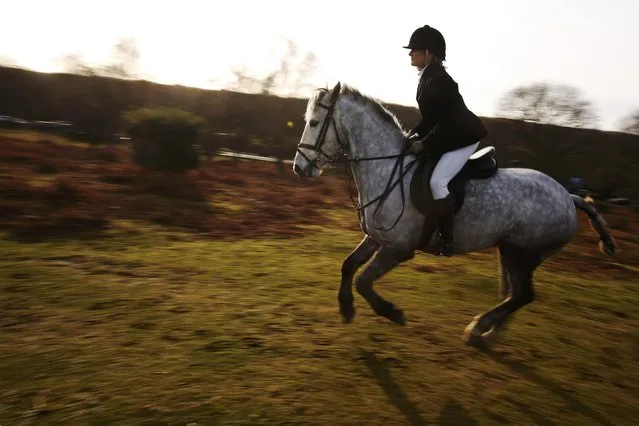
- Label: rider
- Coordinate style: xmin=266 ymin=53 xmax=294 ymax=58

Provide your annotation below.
xmin=404 ymin=25 xmax=488 ymax=256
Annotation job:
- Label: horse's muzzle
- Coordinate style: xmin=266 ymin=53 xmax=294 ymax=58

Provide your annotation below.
xmin=293 ymin=162 xmax=321 ymax=178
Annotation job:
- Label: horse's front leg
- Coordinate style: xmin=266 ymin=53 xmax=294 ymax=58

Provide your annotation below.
xmin=355 ymin=245 xmax=414 ymax=325
xmin=339 ymin=235 xmax=378 ymax=323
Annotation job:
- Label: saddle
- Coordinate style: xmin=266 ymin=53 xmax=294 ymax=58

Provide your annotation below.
xmin=410 ymin=145 xmax=498 ymax=238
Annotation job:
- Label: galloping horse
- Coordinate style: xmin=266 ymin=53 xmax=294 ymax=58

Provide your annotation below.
xmin=292 ymin=82 xmax=616 ymax=347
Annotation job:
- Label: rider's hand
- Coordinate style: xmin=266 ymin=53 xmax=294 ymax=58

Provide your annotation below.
xmin=409 ymin=140 xmax=424 ymax=154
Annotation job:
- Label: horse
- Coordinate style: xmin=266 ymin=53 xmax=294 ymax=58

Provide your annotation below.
xmin=292 ymin=82 xmax=617 ymax=347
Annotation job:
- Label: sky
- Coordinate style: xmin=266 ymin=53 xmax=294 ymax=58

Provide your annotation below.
xmin=1 ymin=0 xmax=638 ymax=131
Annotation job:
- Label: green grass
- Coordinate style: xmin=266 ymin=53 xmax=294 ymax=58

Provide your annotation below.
xmin=1 ymin=220 xmax=638 ymax=426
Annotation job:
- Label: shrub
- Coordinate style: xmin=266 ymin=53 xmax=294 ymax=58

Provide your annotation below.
xmin=95 ymin=148 xmax=121 ymax=163
xmin=0 ymin=176 xmax=38 ymax=200
xmin=46 ymin=179 xmax=83 ymax=205
xmin=33 ymin=163 xmax=59 ymax=174
xmin=123 ymin=107 xmax=204 ymax=172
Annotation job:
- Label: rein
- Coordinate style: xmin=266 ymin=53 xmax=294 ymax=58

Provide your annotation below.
xmin=344 ymin=147 xmax=419 ymax=233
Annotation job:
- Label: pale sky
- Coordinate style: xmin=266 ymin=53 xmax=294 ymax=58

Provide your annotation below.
xmin=1 ymin=0 xmax=638 ymax=130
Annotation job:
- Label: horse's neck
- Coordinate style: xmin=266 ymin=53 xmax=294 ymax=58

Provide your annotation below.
xmin=339 ymin=99 xmax=408 ymax=203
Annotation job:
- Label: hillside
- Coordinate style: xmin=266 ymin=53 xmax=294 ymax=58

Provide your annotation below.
xmin=1 ymin=65 xmax=638 ymax=200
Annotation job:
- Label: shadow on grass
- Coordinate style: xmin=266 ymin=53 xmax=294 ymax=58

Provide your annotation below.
xmin=361 ymin=349 xmax=481 ymax=426
xmin=360 ymin=350 xmax=428 ymax=426
xmin=484 ymin=349 xmax=613 ymax=426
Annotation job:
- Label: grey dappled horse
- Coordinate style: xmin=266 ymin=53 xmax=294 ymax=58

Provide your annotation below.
xmin=292 ymin=82 xmax=617 ymax=347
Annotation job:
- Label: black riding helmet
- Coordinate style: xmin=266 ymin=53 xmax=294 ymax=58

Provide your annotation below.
xmin=403 ymin=25 xmax=446 ymax=61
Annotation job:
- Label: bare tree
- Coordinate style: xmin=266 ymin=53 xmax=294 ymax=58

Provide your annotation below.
xmin=495 ymin=82 xmax=599 ymax=129
xmin=226 ymin=65 xmax=264 ymax=94
xmin=619 ymin=109 xmax=639 ymax=135
xmin=292 ymin=51 xmax=319 ymax=96
xmin=225 ymin=39 xmax=319 ymax=97
xmin=102 ymin=37 xmax=140 ymax=79
xmin=59 ymin=54 xmax=98 ymax=76
xmin=59 ymin=37 xmax=140 ymax=79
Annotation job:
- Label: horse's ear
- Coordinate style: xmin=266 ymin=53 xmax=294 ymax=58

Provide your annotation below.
xmin=330 ymin=81 xmax=341 ymax=102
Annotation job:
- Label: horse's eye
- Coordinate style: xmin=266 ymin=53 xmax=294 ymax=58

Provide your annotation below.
xmin=309 ymin=119 xmax=320 ymax=127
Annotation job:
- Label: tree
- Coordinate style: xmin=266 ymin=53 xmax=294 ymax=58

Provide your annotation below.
xmin=102 ymin=37 xmax=140 ymax=79
xmin=59 ymin=54 xmax=97 ymax=76
xmin=619 ymin=109 xmax=639 ymax=135
xmin=59 ymin=37 xmax=140 ymax=79
xmin=225 ymin=39 xmax=319 ymax=97
xmin=495 ymin=82 xmax=599 ymax=129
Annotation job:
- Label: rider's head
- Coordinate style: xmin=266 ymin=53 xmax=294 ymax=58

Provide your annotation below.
xmin=403 ymin=25 xmax=446 ymax=69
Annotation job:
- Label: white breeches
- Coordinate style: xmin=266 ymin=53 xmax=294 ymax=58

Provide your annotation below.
xmin=430 ymin=142 xmax=480 ymax=200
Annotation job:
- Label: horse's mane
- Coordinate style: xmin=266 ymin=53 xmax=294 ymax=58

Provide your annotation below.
xmin=305 ymin=84 xmax=407 ymax=134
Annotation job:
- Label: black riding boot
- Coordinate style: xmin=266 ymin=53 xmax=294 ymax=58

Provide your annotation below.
xmin=434 ymin=194 xmax=455 ymax=257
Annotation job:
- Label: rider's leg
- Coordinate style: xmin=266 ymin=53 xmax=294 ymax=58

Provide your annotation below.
xmin=429 ymin=142 xmax=480 ymax=256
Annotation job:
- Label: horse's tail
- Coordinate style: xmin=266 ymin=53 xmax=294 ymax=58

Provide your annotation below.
xmin=571 ymin=194 xmax=617 ymax=257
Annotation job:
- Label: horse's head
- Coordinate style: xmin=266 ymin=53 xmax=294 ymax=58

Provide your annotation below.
xmin=293 ymin=82 xmax=345 ymax=178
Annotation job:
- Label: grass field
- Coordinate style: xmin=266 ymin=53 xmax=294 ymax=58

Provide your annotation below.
xmin=1 ymin=132 xmax=638 ymax=425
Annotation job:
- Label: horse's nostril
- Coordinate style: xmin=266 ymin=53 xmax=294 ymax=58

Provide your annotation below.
xmin=294 ymin=163 xmax=302 ymax=175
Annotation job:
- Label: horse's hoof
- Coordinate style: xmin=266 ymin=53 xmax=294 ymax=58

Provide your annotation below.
xmin=375 ymin=301 xmax=406 ymax=326
xmin=463 ymin=320 xmax=497 ymax=349
xmin=463 ymin=333 xmax=488 ymax=349
xmin=479 ymin=330 xmax=499 ymax=349
xmin=463 ymin=318 xmax=485 ymax=348
xmin=384 ymin=307 xmax=406 ymax=326
xmin=340 ymin=304 xmax=356 ymax=324
xmin=463 ymin=317 xmax=480 ymax=336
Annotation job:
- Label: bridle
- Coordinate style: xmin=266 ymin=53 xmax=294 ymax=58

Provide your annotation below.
xmin=295 ymin=87 xmax=420 ymax=233
xmin=295 ymin=86 xmax=345 ymax=170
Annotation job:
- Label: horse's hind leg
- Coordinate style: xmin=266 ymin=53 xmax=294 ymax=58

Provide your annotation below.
xmin=339 ymin=236 xmax=378 ymax=323
xmin=463 ymin=242 xmax=541 ymax=347
xmin=475 ymin=246 xmax=516 ymax=345
xmin=497 ymin=246 xmax=513 ymax=300
xmin=488 ymin=247 xmax=515 ymax=332
xmin=355 ymin=246 xmax=414 ymax=325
